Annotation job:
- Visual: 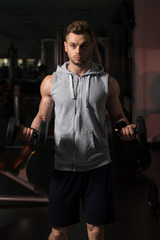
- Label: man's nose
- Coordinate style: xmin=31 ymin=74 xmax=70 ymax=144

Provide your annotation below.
xmin=76 ymin=46 xmax=80 ymax=54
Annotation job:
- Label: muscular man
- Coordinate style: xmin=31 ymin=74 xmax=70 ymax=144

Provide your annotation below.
xmin=20 ymin=20 xmax=136 ymax=240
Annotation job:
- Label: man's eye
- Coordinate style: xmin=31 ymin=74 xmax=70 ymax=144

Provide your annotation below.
xmin=70 ymin=44 xmax=76 ymax=49
xmin=81 ymin=44 xmax=88 ymax=50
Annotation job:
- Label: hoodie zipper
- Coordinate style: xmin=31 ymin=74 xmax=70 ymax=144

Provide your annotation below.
xmin=73 ymin=76 xmax=81 ymax=171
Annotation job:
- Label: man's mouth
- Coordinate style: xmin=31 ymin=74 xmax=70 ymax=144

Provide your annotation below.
xmin=74 ymin=56 xmax=81 ymax=60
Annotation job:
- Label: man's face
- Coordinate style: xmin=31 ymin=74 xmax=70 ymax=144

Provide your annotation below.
xmin=64 ymin=33 xmax=93 ymax=67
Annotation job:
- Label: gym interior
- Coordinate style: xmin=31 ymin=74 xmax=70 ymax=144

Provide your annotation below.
xmin=0 ymin=0 xmax=160 ymax=239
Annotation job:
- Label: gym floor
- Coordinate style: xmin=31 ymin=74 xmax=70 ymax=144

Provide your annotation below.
xmin=0 ymin=114 xmax=160 ymax=239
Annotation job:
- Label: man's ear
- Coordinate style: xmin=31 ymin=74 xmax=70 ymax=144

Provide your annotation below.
xmin=64 ymin=41 xmax=67 ymax=52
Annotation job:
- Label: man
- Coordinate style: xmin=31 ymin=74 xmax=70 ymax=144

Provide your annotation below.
xmin=20 ymin=20 xmax=136 ymax=240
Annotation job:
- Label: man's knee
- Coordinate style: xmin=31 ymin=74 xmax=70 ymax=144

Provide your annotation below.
xmin=87 ymin=224 xmax=104 ymax=240
xmin=48 ymin=227 xmax=69 ymax=240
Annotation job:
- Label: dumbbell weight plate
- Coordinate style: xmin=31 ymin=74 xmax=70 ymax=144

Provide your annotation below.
xmin=38 ymin=121 xmax=48 ymax=146
xmin=6 ymin=117 xmax=17 ymax=145
xmin=122 ymin=143 xmax=151 ymax=173
xmin=136 ymin=116 xmax=147 ymax=144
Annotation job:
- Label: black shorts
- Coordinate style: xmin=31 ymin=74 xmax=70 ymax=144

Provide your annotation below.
xmin=48 ymin=164 xmax=115 ymax=227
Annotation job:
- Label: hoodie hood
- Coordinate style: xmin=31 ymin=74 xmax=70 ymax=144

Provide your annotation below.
xmin=56 ymin=62 xmax=104 ymax=107
xmin=56 ymin=61 xmax=104 ymax=76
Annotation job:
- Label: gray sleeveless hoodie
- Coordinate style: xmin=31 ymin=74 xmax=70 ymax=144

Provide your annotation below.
xmin=51 ymin=61 xmax=111 ymax=171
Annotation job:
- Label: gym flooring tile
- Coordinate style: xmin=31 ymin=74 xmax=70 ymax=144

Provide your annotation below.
xmin=0 ymin=144 xmax=160 ymax=239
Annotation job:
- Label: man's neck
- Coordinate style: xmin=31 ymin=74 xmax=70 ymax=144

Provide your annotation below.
xmin=67 ymin=62 xmax=91 ymax=76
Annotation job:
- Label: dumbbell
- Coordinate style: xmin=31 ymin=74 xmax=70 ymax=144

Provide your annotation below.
xmin=122 ymin=143 xmax=151 ymax=173
xmin=107 ymin=115 xmax=147 ymax=147
xmin=135 ymin=116 xmax=147 ymax=144
xmin=6 ymin=117 xmax=48 ymax=146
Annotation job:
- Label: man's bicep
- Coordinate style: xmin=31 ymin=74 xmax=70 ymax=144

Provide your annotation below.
xmin=31 ymin=75 xmax=54 ymax=129
xmin=106 ymin=76 xmax=128 ymax=123
xmin=39 ymin=74 xmax=54 ymax=121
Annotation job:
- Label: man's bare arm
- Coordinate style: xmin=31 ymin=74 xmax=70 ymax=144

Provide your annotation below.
xmin=19 ymin=75 xmax=54 ymax=141
xmin=106 ymin=76 xmax=136 ymax=141
xmin=30 ymin=75 xmax=54 ymax=130
xmin=106 ymin=76 xmax=128 ymax=125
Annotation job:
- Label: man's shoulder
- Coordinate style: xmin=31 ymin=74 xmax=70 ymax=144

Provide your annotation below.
xmin=44 ymin=74 xmax=53 ymax=81
xmin=40 ymin=74 xmax=53 ymax=95
xmin=108 ymin=75 xmax=119 ymax=85
xmin=42 ymin=74 xmax=53 ymax=85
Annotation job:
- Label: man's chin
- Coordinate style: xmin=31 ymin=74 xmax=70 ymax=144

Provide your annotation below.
xmin=72 ymin=60 xmax=84 ymax=66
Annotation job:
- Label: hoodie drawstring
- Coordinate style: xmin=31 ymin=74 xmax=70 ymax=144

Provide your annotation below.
xmin=69 ymin=74 xmax=76 ymax=99
xmin=69 ymin=74 xmax=90 ymax=108
xmin=86 ymin=76 xmax=90 ymax=108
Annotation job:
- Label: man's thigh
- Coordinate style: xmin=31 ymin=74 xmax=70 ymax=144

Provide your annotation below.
xmin=82 ymin=164 xmax=115 ymax=226
xmin=48 ymin=169 xmax=82 ymax=227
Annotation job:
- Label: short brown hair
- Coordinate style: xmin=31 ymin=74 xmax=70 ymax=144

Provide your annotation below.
xmin=65 ymin=20 xmax=93 ymax=41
